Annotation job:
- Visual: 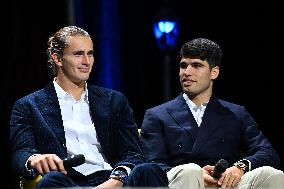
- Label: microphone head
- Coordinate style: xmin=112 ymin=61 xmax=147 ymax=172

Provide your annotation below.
xmin=63 ymin=154 xmax=85 ymax=168
xmin=211 ymin=159 xmax=229 ymax=180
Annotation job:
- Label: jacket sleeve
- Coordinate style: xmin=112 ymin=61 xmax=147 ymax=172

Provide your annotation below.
xmin=240 ymin=106 xmax=280 ymax=170
xmin=10 ymin=97 xmax=40 ymax=177
xmin=140 ymin=109 xmax=171 ymax=172
xmin=110 ymin=93 xmax=145 ymax=170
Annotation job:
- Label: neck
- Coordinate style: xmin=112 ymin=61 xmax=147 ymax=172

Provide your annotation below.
xmin=191 ymin=82 xmax=213 ymax=106
xmin=55 ymin=77 xmax=85 ymax=100
xmin=187 ymin=90 xmax=212 ymax=107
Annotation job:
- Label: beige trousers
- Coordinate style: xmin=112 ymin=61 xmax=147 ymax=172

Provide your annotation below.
xmin=167 ymin=163 xmax=284 ymax=189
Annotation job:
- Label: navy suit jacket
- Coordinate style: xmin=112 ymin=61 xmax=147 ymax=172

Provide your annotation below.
xmin=141 ymin=93 xmax=280 ymax=172
xmin=10 ymin=82 xmax=144 ymax=177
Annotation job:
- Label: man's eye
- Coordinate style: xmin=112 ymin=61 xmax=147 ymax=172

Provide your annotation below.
xmin=192 ymin=64 xmax=202 ymax=68
xmin=180 ymin=63 xmax=187 ymax=69
xmin=87 ymin=53 xmax=94 ymax=57
xmin=73 ymin=51 xmax=84 ymax=56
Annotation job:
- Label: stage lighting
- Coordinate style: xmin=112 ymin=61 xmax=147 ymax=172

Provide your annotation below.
xmin=153 ymin=7 xmax=179 ymax=52
xmin=152 ymin=7 xmax=180 ymax=101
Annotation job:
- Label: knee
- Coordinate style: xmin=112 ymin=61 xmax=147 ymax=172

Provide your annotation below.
xmin=250 ymin=166 xmax=284 ymax=186
xmin=177 ymin=163 xmax=203 ymax=178
xmin=256 ymin=166 xmax=283 ymax=177
xmin=251 ymin=166 xmax=284 ymax=183
xmin=128 ymin=163 xmax=168 ymax=186
xmin=36 ymin=171 xmax=67 ymax=188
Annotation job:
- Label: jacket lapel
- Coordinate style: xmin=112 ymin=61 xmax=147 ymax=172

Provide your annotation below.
xmin=37 ymin=82 xmax=66 ymax=147
xmin=87 ymin=85 xmax=111 ymax=156
xmin=192 ymin=96 xmax=225 ymax=153
xmin=166 ymin=94 xmax=199 ymax=135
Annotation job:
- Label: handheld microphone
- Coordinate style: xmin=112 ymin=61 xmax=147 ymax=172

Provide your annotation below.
xmin=211 ymin=159 xmax=229 ymax=180
xmin=63 ymin=154 xmax=85 ymax=168
xmin=28 ymin=154 xmax=85 ymax=179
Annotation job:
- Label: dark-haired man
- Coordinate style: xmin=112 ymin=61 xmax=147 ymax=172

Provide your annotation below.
xmin=141 ymin=38 xmax=284 ymax=188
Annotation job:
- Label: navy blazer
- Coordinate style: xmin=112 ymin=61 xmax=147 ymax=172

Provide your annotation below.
xmin=140 ymin=94 xmax=280 ymax=172
xmin=10 ymin=82 xmax=144 ymax=177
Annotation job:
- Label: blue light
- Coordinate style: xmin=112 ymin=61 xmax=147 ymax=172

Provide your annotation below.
xmin=158 ymin=21 xmax=176 ymax=33
xmin=153 ymin=19 xmax=179 ymax=52
xmin=154 ymin=24 xmax=163 ymax=39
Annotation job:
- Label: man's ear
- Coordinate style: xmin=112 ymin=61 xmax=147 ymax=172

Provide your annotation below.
xmin=211 ymin=66 xmax=219 ymax=80
xmin=51 ymin=53 xmax=62 ymax=66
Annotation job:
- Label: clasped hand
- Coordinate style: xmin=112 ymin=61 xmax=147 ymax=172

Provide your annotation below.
xmin=203 ymin=165 xmax=244 ymax=189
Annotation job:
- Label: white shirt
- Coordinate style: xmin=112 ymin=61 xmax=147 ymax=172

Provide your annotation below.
xmin=183 ymin=93 xmax=208 ymax=127
xmin=53 ymin=80 xmax=112 ymax=176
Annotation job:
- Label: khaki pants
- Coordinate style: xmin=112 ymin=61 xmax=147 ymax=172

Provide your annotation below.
xmin=167 ymin=163 xmax=284 ymax=189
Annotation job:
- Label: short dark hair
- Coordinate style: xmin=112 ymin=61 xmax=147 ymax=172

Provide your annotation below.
xmin=180 ymin=38 xmax=223 ymax=68
xmin=46 ymin=26 xmax=91 ymax=76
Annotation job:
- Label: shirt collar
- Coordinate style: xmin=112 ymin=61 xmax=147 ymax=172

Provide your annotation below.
xmin=182 ymin=93 xmax=208 ymax=109
xmin=53 ymin=78 xmax=88 ymax=102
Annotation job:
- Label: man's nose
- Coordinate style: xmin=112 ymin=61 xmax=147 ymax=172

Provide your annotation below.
xmin=82 ymin=55 xmax=92 ymax=64
xmin=184 ymin=65 xmax=192 ymax=75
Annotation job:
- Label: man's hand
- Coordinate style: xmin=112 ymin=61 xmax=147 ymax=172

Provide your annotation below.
xmin=28 ymin=154 xmax=67 ymax=175
xmin=218 ymin=166 xmax=244 ymax=189
xmin=203 ymin=165 xmax=218 ymax=187
xmin=95 ymin=178 xmax=124 ymax=188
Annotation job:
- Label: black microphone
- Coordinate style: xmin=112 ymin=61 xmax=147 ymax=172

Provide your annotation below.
xmin=211 ymin=159 xmax=229 ymax=180
xmin=28 ymin=154 xmax=85 ymax=179
xmin=63 ymin=154 xmax=85 ymax=168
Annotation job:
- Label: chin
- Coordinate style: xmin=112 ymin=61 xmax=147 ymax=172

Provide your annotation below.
xmin=183 ymin=89 xmax=195 ymax=96
xmin=183 ymin=87 xmax=192 ymax=93
xmin=79 ymin=75 xmax=90 ymax=81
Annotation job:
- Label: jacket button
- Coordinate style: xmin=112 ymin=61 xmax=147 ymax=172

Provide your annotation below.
xmin=178 ymin=143 xmax=183 ymax=148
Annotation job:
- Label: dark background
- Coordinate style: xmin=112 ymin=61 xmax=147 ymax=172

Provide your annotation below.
xmin=2 ymin=0 xmax=283 ymax=187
